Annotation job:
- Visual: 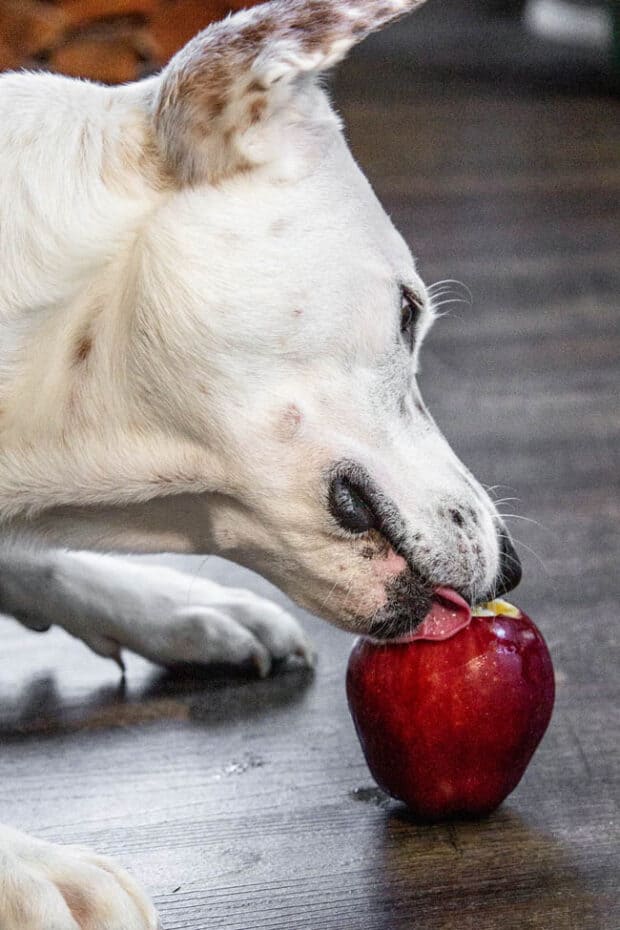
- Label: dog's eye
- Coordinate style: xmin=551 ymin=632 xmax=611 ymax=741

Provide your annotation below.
xmin=400 ymin=289 xmax=422 ymax=351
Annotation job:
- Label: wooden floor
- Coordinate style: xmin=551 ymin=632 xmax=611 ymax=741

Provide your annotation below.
xmin=1 ymin=18 xmax=619 ymax=930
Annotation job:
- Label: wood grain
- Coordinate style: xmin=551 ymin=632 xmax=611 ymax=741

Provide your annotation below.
xmin=0 ymin=12 xmax=618 ymax=930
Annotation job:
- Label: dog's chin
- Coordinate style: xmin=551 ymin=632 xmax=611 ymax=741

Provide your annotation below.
xmin=366 ymin=571 xmax=434 ymax=642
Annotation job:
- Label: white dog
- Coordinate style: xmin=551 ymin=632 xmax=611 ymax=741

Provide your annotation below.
xmin=0 ymin=0 xmax=521 ymax=925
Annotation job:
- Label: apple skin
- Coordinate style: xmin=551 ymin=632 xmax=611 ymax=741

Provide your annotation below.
xmin=346 ymin=609 xmax=555 ymax=821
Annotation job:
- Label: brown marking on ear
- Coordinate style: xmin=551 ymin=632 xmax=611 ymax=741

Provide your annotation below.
xmin=209 ymin=96 xmax=227 ymax=119
xmin=235 ymin=16 xmax=276 ymax=51
xmin=248 ymin=78 xmax=267 ymax=94
xmin=217 ymin=127 xmax=254 ymax=177
xmin=193 ymin=115 xmax=212 ymax=139
xmin=248 ymin=95 xmax=268 ymax=125
xmin=155 ymin=0 xmax=426 ymax=184
xmin=221 ymin=126 xmax=235 ymax=147
xmin=161 ymin=53 xmax=232 ymax=135
xmin=351 ymin=19 xmax=370 ymax=36
xmin=293 ymin=1 xmax=343 ymax=53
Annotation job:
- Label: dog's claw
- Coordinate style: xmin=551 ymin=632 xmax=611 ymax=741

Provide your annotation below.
xmin=112 ymin=648 xmax=126 ymax=675
xmin=295 ymin=642 xmax=317 ymax=669
xmin=251 ymin=647 xmax=272 ymax=678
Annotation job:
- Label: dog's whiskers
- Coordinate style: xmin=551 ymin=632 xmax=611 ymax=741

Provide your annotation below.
xmin=428 ymin=284 xmax=469 ymax=295
xmin=430 ymin=298 xmax=472 ymax=308
xmin=498 ymin=530 xmax=550 ymax=578
xmin=317 ymin=575 xmax=343 ymax=615
xmin=427 ymin=279 xmax=473 ymax=304
xmin=430 ymin=283 xmax=469 ymax=293
xmin=430 ymin=295 xmax=473 ymax=320
xmin=498 ymin=513 xmax=551 ymax=532
xmin=494 ymin=496 xmax=522 ymax=507
xmin=484 ymin=484 xmax=517 ymax=499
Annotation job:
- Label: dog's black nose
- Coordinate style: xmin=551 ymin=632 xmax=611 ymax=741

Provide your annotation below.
xmin=494 ymin=532 xmax=522 ymax=596
xmin=329 ymin=471 xmax=381 ymax=535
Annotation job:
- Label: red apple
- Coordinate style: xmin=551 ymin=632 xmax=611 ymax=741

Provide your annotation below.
xmin=346 ymin=592 xmax=555 ymax=820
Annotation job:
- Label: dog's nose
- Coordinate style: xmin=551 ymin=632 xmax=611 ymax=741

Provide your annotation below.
xmin=328 ymin=471 xmax=381 ymax=535
xmin=494 ymin=532 xmax=522 ymax=596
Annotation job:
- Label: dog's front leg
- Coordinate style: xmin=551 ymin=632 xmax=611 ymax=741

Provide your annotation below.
xmin=0 ymin=545 xmax=314 ymax=675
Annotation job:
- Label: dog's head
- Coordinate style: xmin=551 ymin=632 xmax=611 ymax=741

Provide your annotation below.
xmin=122 ymin=0 xmax=521 ymax=636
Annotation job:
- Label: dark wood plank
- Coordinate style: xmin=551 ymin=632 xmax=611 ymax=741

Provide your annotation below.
xmin=1 ymin=11 xmax=619 ymax=930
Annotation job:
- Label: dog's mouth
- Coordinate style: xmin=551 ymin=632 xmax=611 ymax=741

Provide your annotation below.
xmin=368 ymin=582 xmax=472 ymax=642
xmin=398 ymin=586 xmax=472 ymax=642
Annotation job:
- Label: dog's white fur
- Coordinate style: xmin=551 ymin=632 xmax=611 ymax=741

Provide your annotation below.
xmin=0 ymin=0 xmax=513 ymax=925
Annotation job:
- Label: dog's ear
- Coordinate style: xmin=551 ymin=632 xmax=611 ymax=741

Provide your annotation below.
xmin=152 ymin=0 xmax=425 ymax=184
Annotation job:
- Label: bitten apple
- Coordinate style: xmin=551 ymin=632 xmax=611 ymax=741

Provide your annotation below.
xmin=346 ymin=593 xmax=555 ymax=820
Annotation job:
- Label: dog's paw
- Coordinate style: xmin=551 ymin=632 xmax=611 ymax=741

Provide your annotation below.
xmin=0 ymin=825 xmax=158 ymax=930
xmin=197 ymin=585 xmax=316 ymax=675
xmin=19 ymin=552 xmax=316 ymax=677
xmin=140 ymin=586 xmax=316 ymax=677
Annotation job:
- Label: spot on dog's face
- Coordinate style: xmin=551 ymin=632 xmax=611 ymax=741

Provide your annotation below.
xmin=135 ymin=97 xmax=504 ymax=634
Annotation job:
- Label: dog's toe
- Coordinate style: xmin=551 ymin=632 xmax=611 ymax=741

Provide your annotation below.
xmin=0 ymin=826 xmax=158 ymax=930
xmin=167 ymin=600 xmax=314 ymax=675
xmin=228 ymin=595 xmax=316 ymax=668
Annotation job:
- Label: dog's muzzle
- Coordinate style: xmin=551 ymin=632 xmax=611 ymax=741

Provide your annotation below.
xmin=328 ymin=460 xmax=523 ymax=605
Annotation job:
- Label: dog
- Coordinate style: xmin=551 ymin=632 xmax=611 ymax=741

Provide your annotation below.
xmin=0 ymin=0 xmax=522 ymax=926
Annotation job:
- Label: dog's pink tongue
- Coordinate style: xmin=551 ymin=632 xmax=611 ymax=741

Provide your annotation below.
xmin=409 ymin=587 xmax=472 ymax=642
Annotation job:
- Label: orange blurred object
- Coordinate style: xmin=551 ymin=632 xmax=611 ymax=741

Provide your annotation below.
xmin=0 ymin=0 xmax=261 ymax=81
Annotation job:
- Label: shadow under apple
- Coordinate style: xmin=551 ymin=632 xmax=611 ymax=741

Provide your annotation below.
xmin=360 ymin=802 xmax=608 ymax=929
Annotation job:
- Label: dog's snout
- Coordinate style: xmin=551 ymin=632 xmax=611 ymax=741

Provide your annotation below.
xmin=329 ymin=471 xmax=380 ymax=535
xmin=494 ymin=532 xmax=522 ymax=597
